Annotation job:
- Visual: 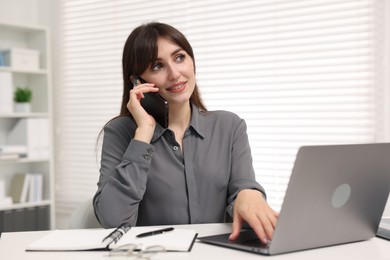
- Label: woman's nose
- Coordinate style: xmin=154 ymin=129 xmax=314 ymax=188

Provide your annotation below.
xmin=168 ymin=64 xmax=180 ymax=81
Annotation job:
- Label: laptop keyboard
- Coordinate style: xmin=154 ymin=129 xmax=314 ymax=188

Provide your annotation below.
xmin=240 ymin=238 xmax=269 ymax=248
xmin=230 ymin=230 xmax=270 ymax=248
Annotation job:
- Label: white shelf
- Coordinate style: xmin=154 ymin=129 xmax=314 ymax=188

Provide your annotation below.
xmin=0 ymin=200 xmax=51 ymax=211
xmin=0 ymin=21 xmax=49 ymax=32
xmin=0 ymin=113 xmax=49 ymax=118
xmin=0 ymin=158 xmax=49 ymax=165
xmin=0 ymin=66 xmax=48 ymax=75
xmin=0 ymin=22 xmax=54 ymax=231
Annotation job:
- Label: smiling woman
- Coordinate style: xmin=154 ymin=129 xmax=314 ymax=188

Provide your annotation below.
xmin=56 ymin=0 xmax=389 ymax=229
xmin=92 ymin=22 xmax=278 ymax=244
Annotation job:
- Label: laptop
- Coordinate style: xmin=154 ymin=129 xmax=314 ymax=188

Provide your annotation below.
xmin=198 ymin=143 xmax=390 ymax=255
xmin=377 ymin=218 xmax=390 ymax=240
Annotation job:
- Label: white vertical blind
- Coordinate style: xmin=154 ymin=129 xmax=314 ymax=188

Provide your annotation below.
xmin=56 ymin=0 xmax=384 ymax=219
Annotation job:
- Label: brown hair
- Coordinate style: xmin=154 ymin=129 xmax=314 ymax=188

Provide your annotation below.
xmin=120 ymin=22 xmax=207 ymax=116
xmin=96 ymin=22 xmax=207 ymax=153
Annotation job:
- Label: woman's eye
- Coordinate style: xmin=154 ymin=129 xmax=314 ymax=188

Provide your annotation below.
xmin=175 ymin=54 xmax=185 ymax=62
xmin=151 ymin=63 xmax=162 ymax=71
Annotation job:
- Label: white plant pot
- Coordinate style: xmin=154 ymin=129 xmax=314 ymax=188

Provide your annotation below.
xmin=14 ymin=102 xmax=31 ymax=113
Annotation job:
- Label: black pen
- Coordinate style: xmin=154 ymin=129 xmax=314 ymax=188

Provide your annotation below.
xmin=136 ymin=227 xmax=174 ymax=238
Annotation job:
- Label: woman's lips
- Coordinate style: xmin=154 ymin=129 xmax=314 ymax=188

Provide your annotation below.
xmin=167 ymin=82 xmax=187 ymax=93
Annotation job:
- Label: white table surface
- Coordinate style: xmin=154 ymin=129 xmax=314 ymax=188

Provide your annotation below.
xmin=1 ymin=223 xmax=389 ymax=260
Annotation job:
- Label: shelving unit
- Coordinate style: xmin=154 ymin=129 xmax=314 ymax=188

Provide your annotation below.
xmin=0 ymin=22 xmax=54 ymax=233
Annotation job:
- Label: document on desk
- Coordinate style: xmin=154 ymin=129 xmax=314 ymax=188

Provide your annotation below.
xmin=26 ymin=227 xmax=197 ymax=252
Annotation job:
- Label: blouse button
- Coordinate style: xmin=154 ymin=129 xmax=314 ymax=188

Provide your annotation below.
xmin=173 ymin=146 xmax=179 ymax=151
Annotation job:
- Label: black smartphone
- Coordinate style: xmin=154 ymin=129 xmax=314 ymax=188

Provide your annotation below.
xmin=133 ymin=76 xmax=169 ymax=128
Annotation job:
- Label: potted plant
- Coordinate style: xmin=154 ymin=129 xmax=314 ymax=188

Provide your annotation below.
xmin=14 ymin=87 xmax=32 ymax=113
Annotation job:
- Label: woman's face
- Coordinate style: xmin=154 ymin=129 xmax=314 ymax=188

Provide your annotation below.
xmin=140 ymin=37 xmax=196 ymax=106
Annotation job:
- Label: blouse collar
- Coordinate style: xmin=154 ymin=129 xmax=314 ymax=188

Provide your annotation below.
xmin=151 ymin=102 xmax=205 ymax=143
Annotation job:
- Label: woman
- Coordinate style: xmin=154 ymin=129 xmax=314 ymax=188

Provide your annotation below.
xmin=93 ymin=22 xmax=278 ymax=244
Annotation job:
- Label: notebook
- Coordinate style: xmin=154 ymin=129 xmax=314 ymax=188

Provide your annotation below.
xmin=26 ymin=226 xmax=197 ymax=252
xmin=199 ymin=143 xmax=390 ymax=255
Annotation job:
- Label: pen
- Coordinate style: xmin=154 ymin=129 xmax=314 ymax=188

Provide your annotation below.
xmin=102 ymin=223 xmax=132 ymax=245
xmin=136 ymin=227 xmax=174 ymax=238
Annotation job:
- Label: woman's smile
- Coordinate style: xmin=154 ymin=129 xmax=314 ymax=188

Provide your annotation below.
xmin=167 ymin=81 xmax=187 ymax=93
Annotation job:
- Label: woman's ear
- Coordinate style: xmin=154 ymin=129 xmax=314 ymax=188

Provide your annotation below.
xmin=130 ymin=75 xmax=136 ymax=86
xmin=130 ymin=75 xmax=135 ymax=85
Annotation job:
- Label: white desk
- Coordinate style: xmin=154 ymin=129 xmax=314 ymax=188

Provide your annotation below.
xmin=0 ymin=223 xmax=389 ymax=260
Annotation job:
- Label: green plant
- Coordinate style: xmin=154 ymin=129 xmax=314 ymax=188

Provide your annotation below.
xmin=14 ymin=87 xmax=32 ymax=103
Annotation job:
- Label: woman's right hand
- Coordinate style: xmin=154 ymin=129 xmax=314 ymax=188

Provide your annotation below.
xmin=127 ymin=81 xmax=160 ymax=143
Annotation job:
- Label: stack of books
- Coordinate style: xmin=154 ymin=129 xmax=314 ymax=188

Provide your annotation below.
xmin=9 ymin=173 xmax=43 ymax=204
xmin=6 ymin=118 xmax=50 ymax=159
xmin=0 ymin=145 xmax=28 ymax=160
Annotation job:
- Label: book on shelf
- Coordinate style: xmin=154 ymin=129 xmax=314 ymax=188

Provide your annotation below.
xmin=28 ymin=173 xmax=43 ymax=203
xmin=0 ymin=145 xmax=28 ymax=154
xmin=26 ymin=226 xmax=197 ymax=252
xmin=9 ymin=173 xmax=30 ymax=203
xmin=0 ymin=153 xmax=23 ymax=160
xmin=0 ymin=145 xmax=28 ymax=160
xmin=0 ymin=50 xmax=5 ymax=66
xmin=9 ymin=173 xmax=43 ymax=204
xmin=6 ymin=118 xmax=49 ymax=159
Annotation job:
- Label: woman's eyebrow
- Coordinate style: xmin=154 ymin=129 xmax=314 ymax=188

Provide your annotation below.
xmin=156 ymin=48 xmax=184 ymax=61
xmin=170 ymin=47 xmax=183 ymax=56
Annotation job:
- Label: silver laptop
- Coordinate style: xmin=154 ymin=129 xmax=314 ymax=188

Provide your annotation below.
xmin=377 ymin=218 xmax=390 ymax=240
xmin=199 ymin=143 xmax=390 ymax=255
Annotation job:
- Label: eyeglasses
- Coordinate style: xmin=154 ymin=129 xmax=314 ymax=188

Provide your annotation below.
xmin=107 ymin=243 xmax=166 ymax=259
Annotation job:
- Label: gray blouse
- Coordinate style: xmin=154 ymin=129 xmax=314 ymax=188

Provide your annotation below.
xmin=93 ymin=104 xmax=265 ymax=228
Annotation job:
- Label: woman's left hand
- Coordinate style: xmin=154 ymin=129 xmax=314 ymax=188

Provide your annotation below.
xmin=229 ymin=189 xmax=279 ymax=244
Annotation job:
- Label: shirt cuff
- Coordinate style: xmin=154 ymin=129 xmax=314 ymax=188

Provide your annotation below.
xmin=122 ymin=139 xmax=155 ymax=165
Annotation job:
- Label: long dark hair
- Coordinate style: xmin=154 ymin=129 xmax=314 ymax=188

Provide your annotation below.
xmin=120 ymin=22 xmax=207 ymax=116
xmin=96 ymin=22 xmax=206 ymax=154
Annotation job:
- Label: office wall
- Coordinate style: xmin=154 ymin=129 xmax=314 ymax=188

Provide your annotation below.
xmin=0 ymin=0 xmax=57 ymax=51
xmin=0 ymin=0 xmax=37 ymax=24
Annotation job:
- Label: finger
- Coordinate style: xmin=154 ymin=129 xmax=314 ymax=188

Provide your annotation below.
xmin=129 ymin=89 xmax=143 ymax=103
xmin=229 ymin=212 xmax=243 ymax=240
xmin=133 ymin=83 xmax=156 ymax=91
xmin=249 ymin=217 xmax=268 ymax=244
xmin=261 ymin=216 xmax=275 ymax=241
xmin=238 ymin=210 xmax=268 ymax=244
xmin=271 ymin=210 xmax=279 ymax=227
xmin=262 ymin=209 xmax=280 ymax=240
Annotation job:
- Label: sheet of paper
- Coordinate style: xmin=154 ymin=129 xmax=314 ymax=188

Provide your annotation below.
xmin=26 ymin=229 xmax=114 ymax=251
xmin=116 ymin=227 xmax=197 ymax=252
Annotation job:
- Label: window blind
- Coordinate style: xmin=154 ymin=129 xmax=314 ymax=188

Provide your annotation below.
xmin=56 ymin=0 xmax=384 ymax=220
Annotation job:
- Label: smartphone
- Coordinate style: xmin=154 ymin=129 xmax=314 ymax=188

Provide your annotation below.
xmin=133 ymin=76 xmax=169 ymax=128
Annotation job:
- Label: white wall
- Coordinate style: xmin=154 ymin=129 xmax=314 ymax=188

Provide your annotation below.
xmin=0 ymin=0 xmax=37 ymax=24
